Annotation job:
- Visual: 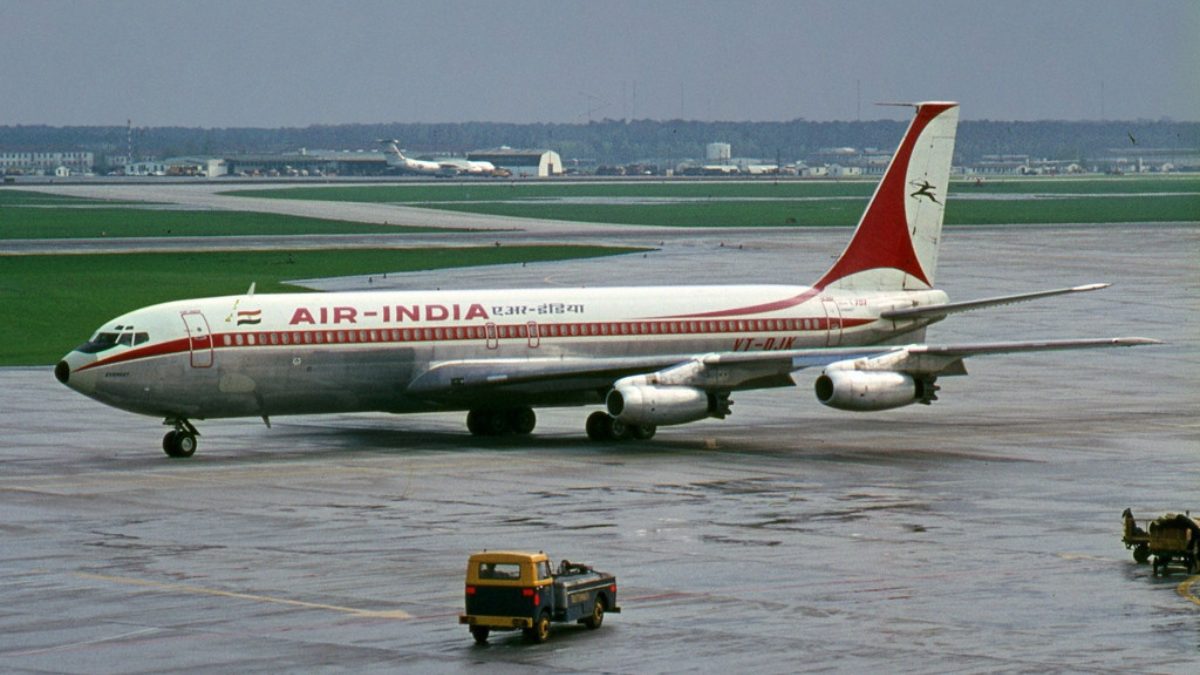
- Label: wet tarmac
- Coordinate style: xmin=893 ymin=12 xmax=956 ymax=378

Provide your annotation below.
xmin=2 ymin=215 xmax=1198 ymax=672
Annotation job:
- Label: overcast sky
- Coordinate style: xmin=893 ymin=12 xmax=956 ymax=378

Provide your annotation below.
xmin=2 ymin=0 xmax=1196 ymax=127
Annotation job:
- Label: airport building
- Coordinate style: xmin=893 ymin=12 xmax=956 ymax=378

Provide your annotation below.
xmin=467 ymin=149 xmax=562 ymax=177
xmin=0 ymin=151 xmax=93 ymax=175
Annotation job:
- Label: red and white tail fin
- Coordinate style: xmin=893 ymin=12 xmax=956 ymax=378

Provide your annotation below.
xmin=815 ymin=102 xmax=959 ymax=292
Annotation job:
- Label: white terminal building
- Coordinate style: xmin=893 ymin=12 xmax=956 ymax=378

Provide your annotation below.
xmin=0 ymin=151 xmax=94 ymax=176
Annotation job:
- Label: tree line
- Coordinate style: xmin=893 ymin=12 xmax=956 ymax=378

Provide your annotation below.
xmin=0 ymin=118 xmax=1195 ymax=165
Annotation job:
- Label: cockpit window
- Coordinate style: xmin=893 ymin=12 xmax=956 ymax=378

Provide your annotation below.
xmin=76 ymin=330 xmax=149 ymax=353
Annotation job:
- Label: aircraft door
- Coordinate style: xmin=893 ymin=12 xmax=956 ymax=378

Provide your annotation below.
xmin=181 ymin=310 xmax=214 ymax=368
xmin=485 ymin=322 xmax=498 ymax=350
xmin=526 ymin=321 xmax=540 ymax=348
xmin=821 ymin=297 xmax=843 ymax=347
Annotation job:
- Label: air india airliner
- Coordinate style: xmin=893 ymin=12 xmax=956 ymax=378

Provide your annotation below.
xmin=55 ymin=102 xmax=1157 ymax=457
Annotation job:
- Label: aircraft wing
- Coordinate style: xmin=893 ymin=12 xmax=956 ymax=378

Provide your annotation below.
xmin=405 ymin=337 xmax=1158 ymax=400
xmin=881 ymin=284 xmax=1111 ymax=321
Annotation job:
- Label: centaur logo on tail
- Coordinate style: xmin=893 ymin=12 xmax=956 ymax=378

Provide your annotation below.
xmin=55 ymin=102 xmax=1158 ymax=458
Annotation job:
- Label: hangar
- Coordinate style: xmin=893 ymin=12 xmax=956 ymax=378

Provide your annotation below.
xmin=467 ymin=148 xmax=562 ymax=177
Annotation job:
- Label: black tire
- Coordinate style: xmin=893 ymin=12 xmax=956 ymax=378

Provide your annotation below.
xmin=510 ymin=407 xmax=536 ymax=435
xmin=586 ymin=411 xmax=611 ymax=441
xmin=484 ymin=410 xmax=510 ymax=436
xmin=525 ymin=611 xmax=551 ymax=643
xmin=164 ymin=431 xmax=196 ymax=458
xmin=470 ymin=626 xmax=489 ymax=644
xmin=608 ymin=416 xmax=632 ymax=441
xmin=584 ymin=597 xmax=606 ymax=629
xmin=466 ymin=409 xmax=486 ymax=435
xmin=631 ymin=424 xmax=657 ymax=440
xmin=1133 ymin=544 xmax=1150 ymax=564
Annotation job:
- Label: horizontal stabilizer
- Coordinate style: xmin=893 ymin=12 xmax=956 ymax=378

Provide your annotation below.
xmin=881 ymin=284 xmax=1111 ymax=320
xmin=909 ymin=336 xmax=1161 ymax=357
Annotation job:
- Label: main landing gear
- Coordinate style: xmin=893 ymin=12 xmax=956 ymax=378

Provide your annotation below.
xmin=585 ymin=411 xmax=655 ymax=441
xmin=162 ymin=418 xmax=199 ymax=459
xmin=466 ymin=407 xmax=537 ymax=437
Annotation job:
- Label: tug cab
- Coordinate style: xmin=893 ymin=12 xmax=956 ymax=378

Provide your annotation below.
xmin=459 ymin=550 xmax=618 ymax=644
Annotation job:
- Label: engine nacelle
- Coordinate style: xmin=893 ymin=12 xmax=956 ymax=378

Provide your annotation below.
xmin=606 ymin=384 xmax=714 ymax=426
xmin=814 ymin=369 xmax=934 ymax=412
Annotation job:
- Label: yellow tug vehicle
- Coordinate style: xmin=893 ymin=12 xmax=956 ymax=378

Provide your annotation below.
xmin=459 ymin=551 xmax=620 ymax=644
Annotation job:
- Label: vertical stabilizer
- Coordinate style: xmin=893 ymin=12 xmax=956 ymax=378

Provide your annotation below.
xmin=378 ymin=139 xmax=406 ymax=167
xmin=815 ymin=102 xmax=959 ymax=291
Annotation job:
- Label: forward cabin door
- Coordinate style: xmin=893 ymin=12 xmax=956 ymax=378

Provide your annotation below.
xmin=181 ymin=310 xmax=214 ymax=368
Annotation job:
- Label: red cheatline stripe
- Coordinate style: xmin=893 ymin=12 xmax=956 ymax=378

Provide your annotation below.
xmin=74 ymin=317 xmax=875 ymax=370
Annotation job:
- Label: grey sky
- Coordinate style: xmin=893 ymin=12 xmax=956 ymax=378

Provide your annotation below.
xmin=2 ymin=0 xmax=1196 ymax=126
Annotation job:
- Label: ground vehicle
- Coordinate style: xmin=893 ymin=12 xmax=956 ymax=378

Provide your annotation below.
xmin=1123 ymin=509 xmax=1199 ymax=575
xmin=1121 ymin=508 xmax=1151 ymax=564
xmin=458 ymin=550 xmax=619 ymax=644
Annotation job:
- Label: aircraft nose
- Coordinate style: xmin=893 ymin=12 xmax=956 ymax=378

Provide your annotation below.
xmin=55 ymin=352 xmax=97 ymax=394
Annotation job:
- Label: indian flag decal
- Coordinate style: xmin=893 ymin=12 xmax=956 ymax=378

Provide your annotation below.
xmin=236 ymin=310 xmax=262 ymax=326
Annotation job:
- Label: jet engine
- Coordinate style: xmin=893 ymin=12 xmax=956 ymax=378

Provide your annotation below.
xmin=814 ymin=369 xmax=938 ymax=412
xmin=606 ymin=384 xmax=720 ymax=426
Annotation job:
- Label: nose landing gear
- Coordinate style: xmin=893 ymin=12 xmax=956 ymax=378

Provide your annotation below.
xmin=162 ymin=418 xmax=200 ymax=458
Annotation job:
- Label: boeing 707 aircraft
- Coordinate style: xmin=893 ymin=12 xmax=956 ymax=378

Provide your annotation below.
xmin=55 ymin=102 xmax=1157 ymax=457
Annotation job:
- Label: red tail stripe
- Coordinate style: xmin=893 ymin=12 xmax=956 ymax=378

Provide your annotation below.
xmin=814 ymin=103 xmax=955 ymax=289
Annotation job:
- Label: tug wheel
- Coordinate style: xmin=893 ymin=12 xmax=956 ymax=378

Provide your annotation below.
xmin=525 ymin=611 xmax=551 ymax=643
xmin=1133 ymin=544 xmax=1150 ymax=564
xmin=585 ymin=597 xmax=606 ymax=629
xmin=470 ymin=626 xmax=489 ymax=644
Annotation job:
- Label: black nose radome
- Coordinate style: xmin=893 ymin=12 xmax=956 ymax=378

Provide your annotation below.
xmin=55 ymin=361 xmax=70 ymax=384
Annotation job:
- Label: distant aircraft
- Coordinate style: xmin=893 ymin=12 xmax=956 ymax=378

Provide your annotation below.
xmin=378 ymin=139 xmax=498 ymax=176
xmin=56 ymin=102 xmax=1157 ymax=458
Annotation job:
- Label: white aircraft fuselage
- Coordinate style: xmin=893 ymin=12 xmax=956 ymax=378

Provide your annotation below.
xmin=56 ymin=102 xmax=1157 ymax=458
xmin=56 ymin=284 xmax=946 ymax=420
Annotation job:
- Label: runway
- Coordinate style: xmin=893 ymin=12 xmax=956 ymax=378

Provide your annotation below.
xmin=1 ymin=190 xmax=1197 ymax=672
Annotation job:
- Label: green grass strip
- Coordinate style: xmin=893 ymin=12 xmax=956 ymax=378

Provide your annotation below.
xmin=0 ymin=245 xmax=643 ymax=366
xmin=0 ymin=206 xmax=450 ymax=240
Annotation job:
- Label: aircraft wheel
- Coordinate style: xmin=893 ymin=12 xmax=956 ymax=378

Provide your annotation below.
xmin=483 ymin=410 xmax=510 ymax=436
xmin=466 ymin=409 xmax=487 ymax=436
xmin=470 ymin=626 xmax=490 ymax=644
xmin=586 ymin=411 xmax=611 ymax=441
xmin=631 ymin=424 xmax=657 ymax=440
xmin=608 ymin=416 xmax=632 ymax=441
xmin=510 ymin=407 xmax=536 ymax=435
xmin=163 ymin=431 xmax=197 ymax=458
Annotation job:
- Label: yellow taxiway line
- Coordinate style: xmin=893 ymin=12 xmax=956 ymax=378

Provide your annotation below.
xmin=1177 ymin=575 xmax=1200 ymax=607
xmin=74 ymin=572 xmax=411 ymax=619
